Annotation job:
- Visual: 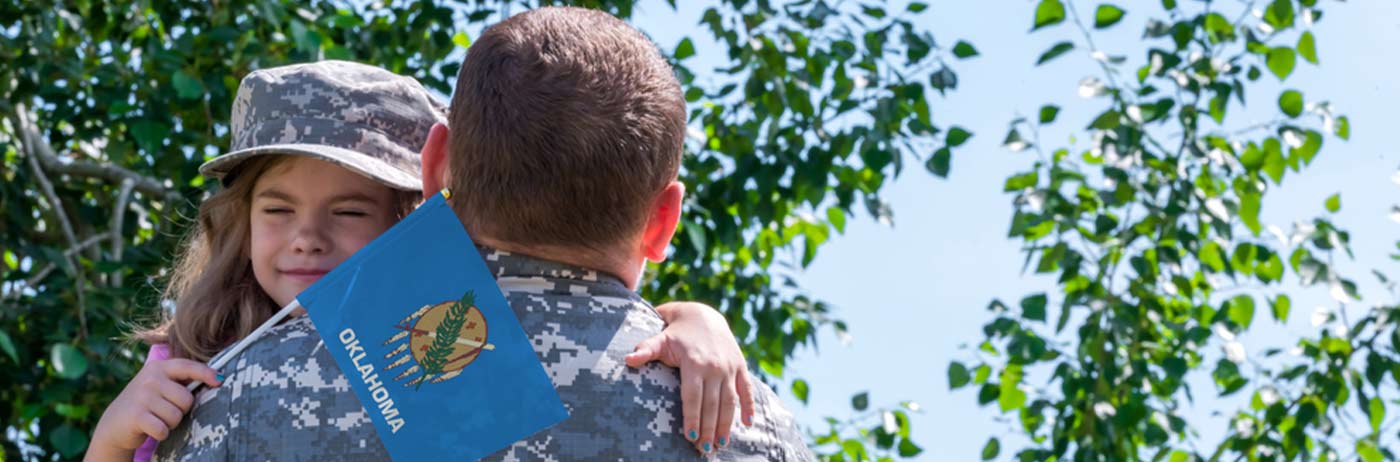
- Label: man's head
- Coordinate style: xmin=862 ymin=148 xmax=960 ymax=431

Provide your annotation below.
xmin=422 ymin=6 xmax=686 ymax=288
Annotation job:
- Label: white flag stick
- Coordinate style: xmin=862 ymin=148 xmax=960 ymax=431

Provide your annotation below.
xmin=186 ymin=299 xmax=303 ymax=392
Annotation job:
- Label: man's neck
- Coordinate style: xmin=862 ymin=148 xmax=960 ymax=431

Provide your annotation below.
xmin=471 ymin=235 xmax=643 ymax=290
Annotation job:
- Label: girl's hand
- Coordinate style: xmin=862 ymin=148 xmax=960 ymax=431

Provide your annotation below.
xmin=626 ymin=301 xmax=753 ymax=459
xmin=85 ymin=358 xmax=222 ymax=462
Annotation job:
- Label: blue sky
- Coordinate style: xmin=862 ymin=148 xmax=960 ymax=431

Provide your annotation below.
xmin=628 ymin=1 xmax=1400 ymax=459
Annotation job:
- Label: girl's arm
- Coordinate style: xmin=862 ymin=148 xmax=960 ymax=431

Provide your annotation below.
xmin=625 ymin=301 xmax=753 ymax=458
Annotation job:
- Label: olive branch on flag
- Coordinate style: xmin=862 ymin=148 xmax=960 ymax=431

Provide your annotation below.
xmin=417 ymin=290 xmax=475 ymax=390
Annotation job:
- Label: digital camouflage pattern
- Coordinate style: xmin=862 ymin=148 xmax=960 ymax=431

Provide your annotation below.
xmin=154 ymin=246 xmax=814 ymax=462
xmin=198 ymin=60 xmax=447 ymax=191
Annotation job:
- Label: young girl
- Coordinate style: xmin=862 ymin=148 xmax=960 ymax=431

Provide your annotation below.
xmin=85 ymin=61 xmax=748 ymax=461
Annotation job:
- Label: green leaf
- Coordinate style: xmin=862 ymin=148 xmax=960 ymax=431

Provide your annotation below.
xmin=998 ymin=381 xmax=1025 ymax=412
xmin=1020 ymin=293 xmax=1048 ymax=322
xmin=1093 ymin=4 xmax=1125 ymax=28
xmin=1228 ymin=295 xmax=1255 ymax=329
xmin=1004 ymin=171 xmax=1038 ymax=191
xmin=1297 ymin=31 xmax=1318 ymax=64
xmin=827 ymin=207 xmax=847 ymax=234
xmin=792 ymin=379 xmax=810 ymax=404
xmin=1036 ymin=41 xmax=1075 ymax=65
xmin=1003 ymin=129 xmax=1030 ymax=151
xmin=982 ymin=437 xmax=1001 ymax=460
xmin=1291 ymin=129 xmax=1324 ymax=165
xmin=946 ymin=126 xmax=973 ymax=147
xmin=852 ymin=391 xmax=869 ymax=411
xmin=1201 ymin=241 xmax=1226 ymax=272
xmin=1033 ymin=0 xmax=1067 ymax=30
xmin=0 ymin=330 xmax=17 ymax=364
xmin=1278 ymin=89 xmax=1303 ymax=118
xmin=51 ymin=344 xmax=87 ymax=380
xmin=452 ymin=31 xmax=472 ymax=49
xmin=898 ymin=437 xmax=923 ymax=457
xmin=926 ymin=147 xmax=951 ymax=178
xmin=1360 ymin=441 xmax=1384 ymax=462
xmin=1088 ymin=110 xmax=1122 ymax=130
xmin=949 ymin=361 xmax=972 ymax=389
xmin=1369 ymin=397 xmax=1385 ymax=433
xmin=128 ymin=120 xmax=170 ymax=154
xmin=1263 ymin=138 xmax=1286 ymax=183
xmin=1204 ymin=13 xmax=1235 ymax=43
xmin=1335 ymin=115 xmax=1351 ymax=139
xmin=48 ymin=425 xmax=87 ymax=457
xmin=1270 ymin=295 xmax=1291 ymax=322
xmin=1258 ymin=253 xmax=1284 ymax=282
xmin=1266 ymin=47 xmax=1296 ymax=80
xmin=1325 ymin=193 xmax=1341 ymax=213
xmin=1264 ymin=0 xmax=1295 ymax=30
xmin=684 ymin=220 xmax=707 ymax=254
xmin=54 ymin=403 xmax=90 ymax=419
xmin=1038 ymin=105 xmax=1060 ymax=124
xmin=674 ymin=37 xmax=696 ymax=60
xmin=1239 ymin=191 xmax=1262 ymax=236
xmin=953 ymin=40 xmax=979 ymax=59
xmin=171 ymin=70 xmax=203 ymax=100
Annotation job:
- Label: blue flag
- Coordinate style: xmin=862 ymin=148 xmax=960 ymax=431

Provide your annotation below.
xmin=296 ymin=191 xmax=568 ymax=461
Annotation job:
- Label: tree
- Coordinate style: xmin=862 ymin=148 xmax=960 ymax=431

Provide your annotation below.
xmin=954 ymin=1 xmax=1396 ymax=461
xmin=0 ymin=1 xmax=963 ymax=459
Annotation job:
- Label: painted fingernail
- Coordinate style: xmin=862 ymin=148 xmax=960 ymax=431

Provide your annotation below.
xmin=687 ymin=429 xmax=698 ymax=441
xmin=717 ymin=436 xmax=728 ymax=447
xmin=702 ymin=442 xmax=712 ymax=452
xmin=215 ymin=374 xmax=226 ymax=382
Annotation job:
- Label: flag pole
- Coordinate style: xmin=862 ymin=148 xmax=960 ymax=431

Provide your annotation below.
xmin=186 ymin=299 xmax=303 ymax=392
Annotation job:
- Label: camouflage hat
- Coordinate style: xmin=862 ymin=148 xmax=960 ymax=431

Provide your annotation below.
xmin=200 ymin=60 xmax=447 ymax=191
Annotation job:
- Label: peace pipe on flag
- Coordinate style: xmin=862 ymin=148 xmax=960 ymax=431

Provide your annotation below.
xmin=189 ymin=191 xmax=568 ymax=461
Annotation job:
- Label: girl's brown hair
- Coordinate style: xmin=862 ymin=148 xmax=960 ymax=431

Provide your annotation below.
xmin=137 ymin=156 xmax=421 ymax=361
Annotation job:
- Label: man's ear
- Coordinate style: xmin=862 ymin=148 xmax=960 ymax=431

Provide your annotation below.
xmin=419 ymin=122 xmax=450 ymax=199
xmin=640 ymin=181 xmax=686 ymax=263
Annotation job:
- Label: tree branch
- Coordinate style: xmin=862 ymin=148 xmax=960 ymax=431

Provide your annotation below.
xmin=111 ymin=178 xmax=135 ymax=289
xmin=10 ymin=103 xmax=183 ymax=205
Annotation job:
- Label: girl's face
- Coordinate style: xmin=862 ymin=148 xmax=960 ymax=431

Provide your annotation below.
xmin=250 ymin=157 xmax=400 ymax=307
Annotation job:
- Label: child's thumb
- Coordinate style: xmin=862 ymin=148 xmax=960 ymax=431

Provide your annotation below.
xmin=625 ymin=335 xmax=667 ymax=368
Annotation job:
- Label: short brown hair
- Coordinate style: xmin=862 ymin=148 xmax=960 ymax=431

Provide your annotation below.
xmin=446 ymin=6 xmax=686 ymax=250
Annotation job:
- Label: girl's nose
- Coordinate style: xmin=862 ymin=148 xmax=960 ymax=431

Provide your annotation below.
xmin=289 ymin=216 xmax=331 ymax=255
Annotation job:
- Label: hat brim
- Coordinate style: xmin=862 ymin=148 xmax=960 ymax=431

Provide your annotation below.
xmin=200 ymin=143 xmax=422 ymax=191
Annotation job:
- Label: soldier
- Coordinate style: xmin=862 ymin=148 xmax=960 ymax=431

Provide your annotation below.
xmin=415 ymin=6 xmax=814 ymax=461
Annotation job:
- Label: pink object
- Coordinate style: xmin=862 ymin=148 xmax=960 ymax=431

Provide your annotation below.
xmin=132 ymin=344 xmax=171 ymax=462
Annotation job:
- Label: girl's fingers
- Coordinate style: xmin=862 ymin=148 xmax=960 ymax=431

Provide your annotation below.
xmin=714 ymin=378 xmax=738 ymax=450
xmin=624 ymin=334 xmax=666 ymax=368
xmin=147 ymin=396 xmax=185 ymax=430
xmin=157 ymin=378 xmax=196 ymax=412
xmin=160 ymin=358 xmax=222 ymax=387
xmin=735 ymin=370 xmax=756 ymax=427
xmin=137 ymin=413 xmax=171 ymax=441
xmin=696 ymin=376 xmax=722 ymax=455
xmin=680 ymin=368 xmax=704 ymax=446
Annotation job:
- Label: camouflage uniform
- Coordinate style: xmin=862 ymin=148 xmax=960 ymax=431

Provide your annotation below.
xmin=155 ymin=246 xmax=814 ymax=462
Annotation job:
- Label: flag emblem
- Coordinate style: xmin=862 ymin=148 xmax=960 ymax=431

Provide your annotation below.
xmin=384 ymin=291 xmax=496 ymax=388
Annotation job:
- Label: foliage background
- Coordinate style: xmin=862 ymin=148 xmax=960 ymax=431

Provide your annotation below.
xmin=4 ymin=0 xmax=1398 ymax=461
